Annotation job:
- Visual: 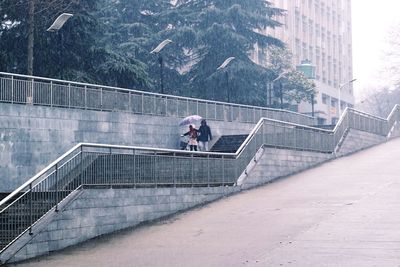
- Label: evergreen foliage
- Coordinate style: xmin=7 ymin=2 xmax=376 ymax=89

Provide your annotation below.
xmin=0 ymin=0 xmax=314 ymax=108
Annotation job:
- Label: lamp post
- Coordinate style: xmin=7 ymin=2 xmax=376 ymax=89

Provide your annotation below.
xmin=297 ymin=60 xmax=316 ymax=117
xmin=338 ymin=78 xmax=357 ymax=117
xmin=306 ymin=88 xmax=315 ymax=117
xmin=47 ymin=13 xmax=73 ymax=80
xmin=217 ymin=57 xmax=235 ymax=103
xmin=311 ymin=93 xmax=315 ymax=117
xmin=271 ymin=71 xmax=289 ymax=108
xmin=150 ymin=39 xmax=172 ymax=94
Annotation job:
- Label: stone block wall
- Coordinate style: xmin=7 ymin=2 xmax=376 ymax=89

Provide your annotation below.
xmin=336 ymin=129 xmax=386 ymax=157
xmin=0 ymin=103 xmax=254 ymax=191
xmin=241 ymin=148 xmax=333 ymax=190
xmin=7 ymin=186 xmax=239 ymax=263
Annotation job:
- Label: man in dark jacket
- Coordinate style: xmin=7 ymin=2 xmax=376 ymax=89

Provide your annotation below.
xmin=197 ymin=119 xmax=212 ymax=151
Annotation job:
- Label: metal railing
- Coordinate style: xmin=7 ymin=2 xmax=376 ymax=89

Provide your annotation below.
xmin=1 ymin=104 xmax=400 ymax=255
xmin=0 ymin=72 xmax=316 ymax=125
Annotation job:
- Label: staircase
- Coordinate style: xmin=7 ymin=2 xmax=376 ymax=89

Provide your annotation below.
xmin=2 ymin=106 xmax=399 ymax=260
xmin=0 ymin=191 xmax=66 ymax=250
xmin=0 ymin=152 xmax=97 ymax=252
xmin=210 ymin=135 xmax=249 ymax=153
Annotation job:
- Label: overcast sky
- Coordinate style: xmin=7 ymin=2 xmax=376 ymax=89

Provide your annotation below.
xmin=352 ymin=0 xmax=400 ymax=100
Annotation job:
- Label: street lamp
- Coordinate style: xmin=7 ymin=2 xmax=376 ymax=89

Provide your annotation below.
xmin=271 ymin=70 xmax=289 ymax=108
xmin=150 ymin=39 xmax=172 ymax=94
xmin=297 ymin=60 xmax=316 ymax=117
xmin=217 ymin=57 xmax=235 ymax=102
xmin=47 ymin=13 xmax=73 ymax=80
xmin=338 ymin=78 xmax=357 ymax=117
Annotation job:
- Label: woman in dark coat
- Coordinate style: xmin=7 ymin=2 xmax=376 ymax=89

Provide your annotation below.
xmin=197 ymin=120 xmax=212 ymax=151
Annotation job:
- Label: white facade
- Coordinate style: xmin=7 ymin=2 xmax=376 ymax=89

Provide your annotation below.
xmin=262 ymin=0 xmax=354 ymax=124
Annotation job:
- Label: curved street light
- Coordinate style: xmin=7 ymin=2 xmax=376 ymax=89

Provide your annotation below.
xmin=47 ymin=13 xmax=73 ymax=32
xmin=150 ymin=39 xmax=172 ymax=94
xmin=47 ymin=13 xmax=74 ymax=80
xmin=217 ymin=57 xmax=235 ymax=70
xmin=217 ymin=57 xmax=235 ymax=102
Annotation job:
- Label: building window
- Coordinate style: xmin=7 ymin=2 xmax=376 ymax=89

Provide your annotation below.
xmin=331 ymin=98 xmax=337 ymax=108
xmin=295 ymin=9 xmax=300 ymax=35
xmin=302 ymin=42 xmax=308 ymax=59
xmin=309 ymin=46 xmax=314 ymax=62
xmin=322 ymin=93 xmax=328 ymax=104
xmin=295 ymin=39 xmax=301 ymax=57
xmin=302 ymin=15 xmax=307 ymax=33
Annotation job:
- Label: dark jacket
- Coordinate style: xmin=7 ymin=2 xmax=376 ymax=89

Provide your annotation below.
xmin=183 ymin=128 xmax=199 ymax=139
xmin=197 ymin=125 xmax=212 ymax=142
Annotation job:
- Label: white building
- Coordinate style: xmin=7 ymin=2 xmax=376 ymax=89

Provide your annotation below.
xmin=257 ymin=0 xmax=355 ymax=124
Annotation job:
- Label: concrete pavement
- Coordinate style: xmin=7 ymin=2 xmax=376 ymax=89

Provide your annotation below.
xmin=10 ymin=138 xmax=400 ymax=267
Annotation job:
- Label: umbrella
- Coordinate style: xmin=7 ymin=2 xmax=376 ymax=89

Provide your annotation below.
xmin=179 ymin=115 xmax=202 ymax=126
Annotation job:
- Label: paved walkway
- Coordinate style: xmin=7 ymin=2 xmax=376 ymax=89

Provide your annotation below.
xmin=10 ymin=139 xmax=400 ymax=267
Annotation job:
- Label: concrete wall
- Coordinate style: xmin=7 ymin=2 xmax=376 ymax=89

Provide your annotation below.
xmin=336 ymin=129 xmax=386 ymax=157
xmin=241 ymin=148 xmax=333 ymax=190
xmin=4 ymin=186 xmax=239 ymax=263
xmin=0 ymin=103 xmax=254 ymax=192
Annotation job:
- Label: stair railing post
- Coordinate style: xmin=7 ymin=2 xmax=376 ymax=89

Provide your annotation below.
xmin=109 ymin=147 xmax=112 ymax=187
xmin=100 ymin=88 xmax=103 ymax=110
xmin=173 ymin=152 xmax=176 ymax=187
xmin=133 ymin=149 xmax=136 ymax=188
xmin=84 ymin=85 xmax=87 ymax=110
xmin=68 ymin=83 xmax=71 ymax=108
xmin=165 ymin=96 xmax=168 ymax=116
xmin=231 ymin=105 xmax=234 ymax=122
xmin=50 ymin=81 xmax=53 ymax=107
xmin=207 ymin=154 xmax=210 ymax=187
xmin=55 ymin=163 xmax=59 ymax=212
xmin=191 ymin=153 xmax=194 ymax=186
xmin=222 ymin=155 xmax=225 ymax=185
xmin=154 ymin=151 xmax=157 ymax=188
xmin=261 ymin=120 xmax=265 ymax=144
xmin=141 ymin=93 xmax=144 ymax=114
xmin=29 ymin=183 xmax=33 ymax=235
xmin=11 ymin=75 xmax=14 ymax=103
xmin=80 ymin=145 xmax=84 ymax=186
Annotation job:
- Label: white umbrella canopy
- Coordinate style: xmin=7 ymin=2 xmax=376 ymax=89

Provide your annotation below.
xmin=179 ymin=115 xmax=202 ymax=126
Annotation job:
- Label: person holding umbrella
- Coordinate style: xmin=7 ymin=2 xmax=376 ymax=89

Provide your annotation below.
xmin=181 ymin=124 xmax=199 ymax=151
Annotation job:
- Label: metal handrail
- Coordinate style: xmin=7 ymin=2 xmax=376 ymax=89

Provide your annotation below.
xmin=0 ymin=144 xmax=82 ymax=207
xmin=1 ymin=104 xmax=400 ymax=255
xmin=0 ymin=108 xmax=388 ymax=208
xmin=0 ymin=72 xmax=315 ymax=125
xmin=0 ymin=71 xmax=309 ymax=114
xmin=0 ymin=117 xmax=333 ymax=209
